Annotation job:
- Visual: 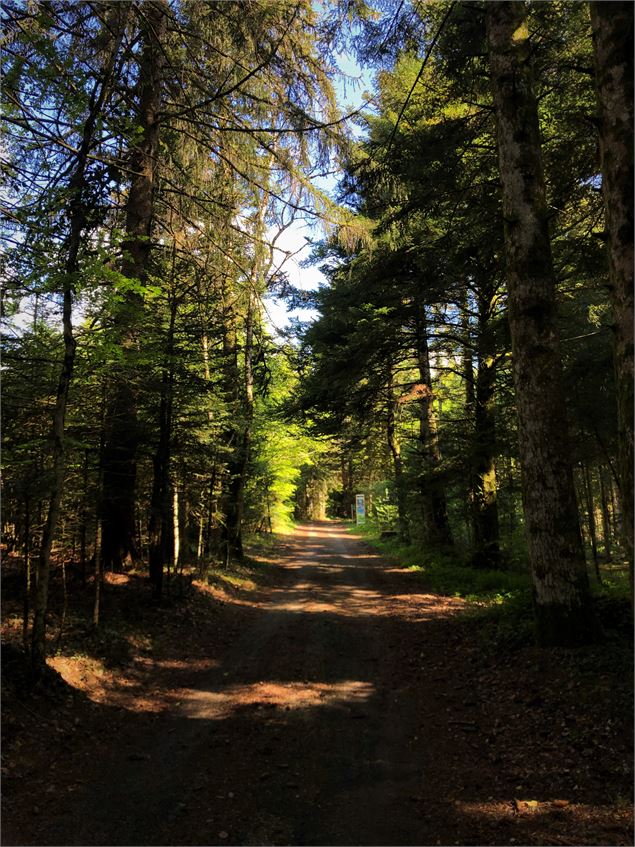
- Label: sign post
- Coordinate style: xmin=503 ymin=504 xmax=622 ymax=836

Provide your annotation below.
xmin=355 ymin=493 xmax=366 ymax=525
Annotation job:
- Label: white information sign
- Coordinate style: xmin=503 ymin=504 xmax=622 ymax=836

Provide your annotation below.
xmin=355 ymin=493 xmax=366 ymax=525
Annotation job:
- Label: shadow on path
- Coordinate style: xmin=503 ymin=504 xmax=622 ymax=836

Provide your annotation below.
xmin=2 ymin=522 xmax=632 ymax=846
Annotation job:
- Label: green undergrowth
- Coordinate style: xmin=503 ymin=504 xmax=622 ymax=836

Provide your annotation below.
xmin=350 ymin=520 xmax=530 ymax=600
xmin=350 ymin=520 xmax=632 ymax=649
xmin=198 ymin=528 xmax=295 ymax=592
xmin=205 ymin=546 xmax=279 ymax=592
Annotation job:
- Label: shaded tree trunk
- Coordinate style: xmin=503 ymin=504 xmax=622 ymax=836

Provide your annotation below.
xmin=172 ymin=480 xmax=181 ymax=573
xmin=220 ymin=289 xmax=246 ymax=563
xmin=470 ymin=288 xmax=501 ymax=567
xmin=590 ymin=2 xmax=634 ymax=593
xmin=581 ymin=463 xmax=601 ymax=584
xmin=101 ymin=1 xmax=167 ymax=571
xmin=487 ymin=1 xmax=596 ymax=646
xmin=341 ymin=454 xmax=354 ymax=519
xmin=415 ymin=305 xmax=453 ymax=547
xmin=93 ymin=384 xmax=106 ymax=629
xmin=22 ymin=497 xmax=31 ymax=648
xmin=30 ymin=19 xmax=125 ymax=674
xmin=220 ymin=176 xmax=268 ymax=561
xmin=79 ymin=450 xmax=89 ymax=584
xmin=93 ymin=518 xmax=103 ymax=629
xmin=386 ymin=377 xmax=408 ymax=541
xmin=148 ymin=296 xmax=177 ymax=597
xmin=609 ymin=473 xmax=622 ymax=540
xmin=31 ymin=188 xmax=78 ymax=670
xmin=599 ymin=465 xmax=613 ymax=561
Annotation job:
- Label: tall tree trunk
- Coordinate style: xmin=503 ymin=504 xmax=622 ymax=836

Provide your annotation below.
xmin=582 ymin=463 xmax=601 ymax=584
xmin=221 ymin=292 xmax=255 ymax=561
xmin=30 ymin=20 xmax=125 ymax=674
xmin=93 ymin=384 xmax=106 ymax=629
xmin=461 ymin=296 xmax=475 ymax=548
xmin=101 ymin=1 xmax=167 ymax=571
xmin=22 ymin=497 xmax=31 ymax=648
xmin=609 ymin=473 xmax=622 ymax=540
xmin=220 ymin=289 xmax=245 ymax=563
xmin=172 ymin=480 xmax=181 ymax=572
xmin=341 ymin=453 xmax=354 ymax=519
xmin=220 ymin=176 xmax=268 ymax=561
xmin=470 ymin=288 xmax=501 ymax=567
xmin=599 ymin=465 xmax=613 ymax=561
xmin=340 ymin=456 xmax=349 ymax=518
xmin=93 ymin=518 xmax=103 ymax=629
xmin=487 ymin=1 xmax=596 ymax=646
xmin=590 ymin=2 xmax=634 ymax=593
xmin=148 ymin=296 xmax=177 ymax=597
xmin=386 ymin=377 xmax=408 ymax=541
xmin=79 ymin=449 xmax=89 ymax=584
xmin=415 ymin=305 xmax=453 ymax=547
xmin=201 ymin=329 xmax=218 ymax=559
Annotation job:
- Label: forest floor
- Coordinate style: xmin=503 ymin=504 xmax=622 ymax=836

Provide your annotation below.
xmin=2 ymin=521 xmax=633 ymax=846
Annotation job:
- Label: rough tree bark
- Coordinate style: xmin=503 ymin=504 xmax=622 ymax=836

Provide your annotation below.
xmin=487 ymin=1 xmax=597 ymax=645
xmin=589 ymin=2 xmax=634 ymax=592
xmin=101 ymin=1 xmax=167 ymax=571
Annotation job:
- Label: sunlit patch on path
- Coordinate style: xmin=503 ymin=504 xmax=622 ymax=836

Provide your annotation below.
xmin=182 ymin=680 xmax=375 ymax=719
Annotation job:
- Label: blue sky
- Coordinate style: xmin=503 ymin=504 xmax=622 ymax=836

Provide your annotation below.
xmin=264 ymin=48 xmax=375 ymax=334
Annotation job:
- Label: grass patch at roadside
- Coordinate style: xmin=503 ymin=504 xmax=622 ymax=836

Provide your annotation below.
xmin=204 ymin=539 xmax=283 ymax=592
xmin=349 ymin=520 xmax=632 ymax=648
xmin=348 ymin=520 xmax=529 ymax=600
xmin=200 ymin=527 xmax=299 ymax=592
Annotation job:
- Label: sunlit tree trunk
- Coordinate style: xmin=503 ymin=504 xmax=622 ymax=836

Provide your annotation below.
xmin=487 ymin=1 xmax=596 ymax=645
xmin=590 ymin=2 xmax=634 ymax=594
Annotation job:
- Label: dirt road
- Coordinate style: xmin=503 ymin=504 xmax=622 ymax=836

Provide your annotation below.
xmin=3 ymin=522 xmax=633 ymax=846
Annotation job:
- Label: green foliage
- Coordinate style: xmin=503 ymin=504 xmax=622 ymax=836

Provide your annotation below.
xmin=357 ymin=521 xmax=530 ymax=600
xmin=592 ymin=566 xmax=631 ymax=602
xmin=1 ymin=0 xmax=627 ymax=659
xmin=247 ymin=354 xmax=326 ymax=533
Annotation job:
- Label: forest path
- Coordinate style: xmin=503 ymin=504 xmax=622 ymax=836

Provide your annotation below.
xmin=4 ymin=522 xmax=632 ymax=846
